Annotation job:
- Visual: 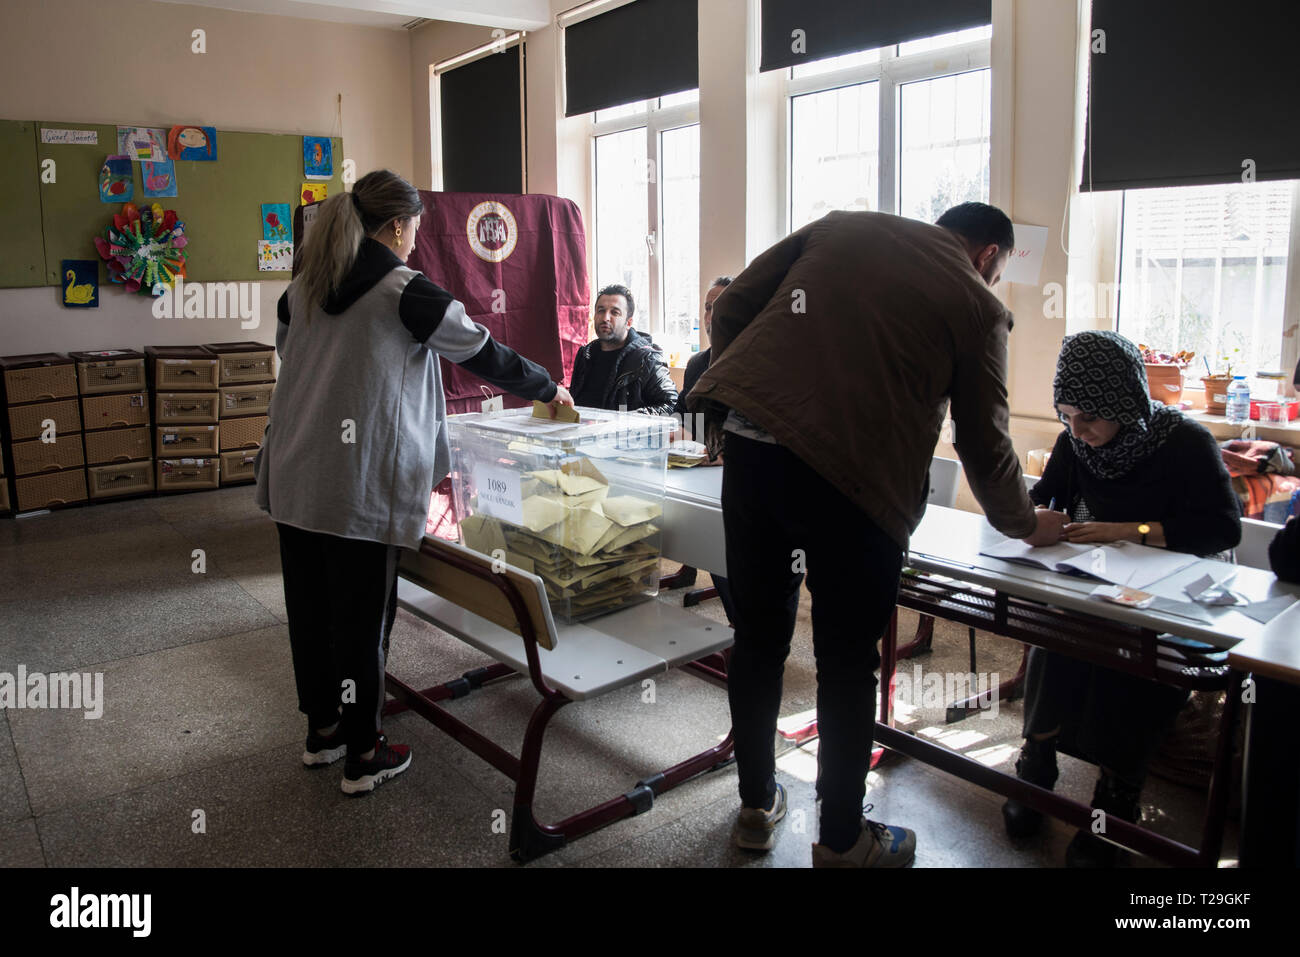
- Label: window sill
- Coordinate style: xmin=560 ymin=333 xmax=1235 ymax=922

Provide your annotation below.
xmin=1183 ymin=409 xmax=1300 ymax=442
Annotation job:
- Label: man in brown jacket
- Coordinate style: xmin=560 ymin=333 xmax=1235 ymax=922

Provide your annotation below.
xmin=688 ymin=203 xmax=1068 ymax=867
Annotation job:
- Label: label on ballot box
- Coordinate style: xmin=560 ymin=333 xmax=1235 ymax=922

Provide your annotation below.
xmin=474 ymin=464 xmax=523 ymax=525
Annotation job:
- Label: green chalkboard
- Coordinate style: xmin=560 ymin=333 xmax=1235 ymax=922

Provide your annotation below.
xmin=28 ymin=122 xmax=343 ymax=286
xmin=0 ymin=120 xmax=46 ymax=287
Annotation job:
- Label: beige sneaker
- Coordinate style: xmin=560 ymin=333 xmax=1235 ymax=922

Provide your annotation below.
xmin=812 ymin=813 xmax=917 ymax=868
xmin=735 ymin=783 xmax=788 ymax=851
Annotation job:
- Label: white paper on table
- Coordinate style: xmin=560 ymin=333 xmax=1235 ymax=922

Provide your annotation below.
xmin=980 ymin=539 xmax=1197 ymax=587
xmin=1003 ymin=224 xmax=1049 ymax=285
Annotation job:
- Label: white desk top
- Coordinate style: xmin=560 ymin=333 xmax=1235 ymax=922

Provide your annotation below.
xmin=907 ymin=506 xmax=1299 ymax=650
xmin=647 ymin=467 xmax=1299 ymax=653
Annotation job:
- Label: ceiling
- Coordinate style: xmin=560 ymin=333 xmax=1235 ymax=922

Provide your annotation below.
xmin=156 ymin=0 xmax=552 ymax=31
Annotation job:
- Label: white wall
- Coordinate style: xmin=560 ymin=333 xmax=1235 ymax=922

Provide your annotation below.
xmin=0 ymin=0 xmax=414 ymax=355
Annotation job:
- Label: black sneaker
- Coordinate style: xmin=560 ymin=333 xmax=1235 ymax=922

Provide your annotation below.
xmin=302 ymin=723 xmax=347 ymax=768
xmin=341 ymin=735 xmax=412 ymax=796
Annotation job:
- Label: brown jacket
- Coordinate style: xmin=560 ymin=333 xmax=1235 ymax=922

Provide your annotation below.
xmin=688 ymin=211 xmax=1036 ymax=550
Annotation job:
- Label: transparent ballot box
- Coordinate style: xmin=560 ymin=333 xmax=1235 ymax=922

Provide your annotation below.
xmin=446 ymin=407 xmax=676 ymax=623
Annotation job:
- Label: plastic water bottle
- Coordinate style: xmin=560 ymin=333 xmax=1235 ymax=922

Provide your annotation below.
xmin=1225 ymin=375 xmax=1251 ymax=424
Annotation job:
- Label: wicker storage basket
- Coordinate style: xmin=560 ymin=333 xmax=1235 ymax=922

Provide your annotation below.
xmin=219 ymin=383 xmax=273 ymax=418
xmin=9 ymin=398 xmax=81 ymax=441
xmin=220 ymin=448 xmax=259 ymax=484
xmin=219 ymin=415 xmax=268 ymax=450
xmin=11 ymin=436 xmax=84 ymax=476
xmin=157 ymin=457 xmax=220 ymax=490
xmin=1 ymin=354 xmax=77 ymax=403
xmin=82 ymin=392 xmax=149 ymax=430
xmin=88 ymin=461 xmax=155 ymax=499
xmin=84 ymin=427 xmax=151 ymax=465
xmin=70 ymin=352 xmax=147 ymax=395
xmin=156 ymin=392 xmax=219 ymax=425
xmin=157 ymin=425 xmax=218 ymax=456
xmin=15 ymin=469 xmax=87 ymax=510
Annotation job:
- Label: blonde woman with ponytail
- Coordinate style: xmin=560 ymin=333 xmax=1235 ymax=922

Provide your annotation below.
xmin=256 ymin=169 xmax=573 ymax=795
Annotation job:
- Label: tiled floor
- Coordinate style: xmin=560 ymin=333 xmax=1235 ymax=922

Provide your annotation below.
xmin=0 ymin=486 xmax=1234 ymax=867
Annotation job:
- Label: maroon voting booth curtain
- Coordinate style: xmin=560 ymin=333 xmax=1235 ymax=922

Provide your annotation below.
xmin=409 ymin=191 xmax=591 ymax=415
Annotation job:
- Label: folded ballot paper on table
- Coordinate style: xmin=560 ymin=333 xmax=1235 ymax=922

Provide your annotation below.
xmin=447 ymin=406 xmax=675 ymax=623
xmin=979 ymin=539 xmax=1198 ymax=590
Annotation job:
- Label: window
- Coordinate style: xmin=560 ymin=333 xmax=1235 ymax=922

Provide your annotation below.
xmin=1117 ymin=182 xmax=1295 ymax=376
xmin=592 ymin=94 xmax=700 ymax=363
xmin=786 ymin=26 xmax=991 ymax=233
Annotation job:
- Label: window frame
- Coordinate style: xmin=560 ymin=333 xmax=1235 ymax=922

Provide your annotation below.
xmin=590 ymin=95 xmax=700 ymax=345
xmin=780 ymin=35 xmax=992 ymax=236
xmin=1109 ymin=179 xmax=1300 ymax=393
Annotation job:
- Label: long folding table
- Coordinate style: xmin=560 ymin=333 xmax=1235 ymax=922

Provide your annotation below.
xmin=645 ymin=465 xmax=1300 ymax=866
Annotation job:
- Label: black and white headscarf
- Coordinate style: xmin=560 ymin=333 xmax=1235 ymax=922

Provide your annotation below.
xmin=1053 ymin=331 xmax=1184 ymax=480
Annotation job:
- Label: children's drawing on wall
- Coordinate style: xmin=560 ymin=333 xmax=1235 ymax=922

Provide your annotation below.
xmin=99 ymin=155 xmax=133 ymax=202
xmin=300 ymin=182 xmax=327 ymax=205
xmin=167 ymin=125 xmax=218 ymax=161
xmin=116 ymin=127 xmax=167 ymax=161
xmin=142 ymin=158 xmax=178 ymax=197
xmin=261 ymin=203 xmax=291 ymax=241
xmin=61 ymin=259 xmax=99 ymax=308
xmin=303 ymin=136 xmax=333 ymax=179
xmin=258 ymin=240 xmax=293 ymax=272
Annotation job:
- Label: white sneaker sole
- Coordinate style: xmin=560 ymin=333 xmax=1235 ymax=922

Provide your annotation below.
xmin=302 ymin=745 xmax=346 ymax=767
xmin=341 ymin=753 xmax=412 ymax=795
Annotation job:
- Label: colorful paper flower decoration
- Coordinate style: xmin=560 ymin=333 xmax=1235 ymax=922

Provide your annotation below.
xmin=94 ymin=202 xmax=188 ymax=296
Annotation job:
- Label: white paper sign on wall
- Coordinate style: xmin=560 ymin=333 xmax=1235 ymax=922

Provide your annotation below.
xmin=1003 ymin=224 xmax=1050 ymax=286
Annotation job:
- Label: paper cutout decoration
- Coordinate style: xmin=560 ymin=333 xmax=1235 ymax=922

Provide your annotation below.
xmin=99 ymin=155 xmax=133 ymax=202
xmin=303 ymin=136 xmax=333 ymax=180
xmin=167 ymin=126 xmax=217 ymax=161
xmin=301 ymin=183 xmax=327 ymax=206
xmin=258 ymin=241 xmax=293 ymax=271
xmin=142 ymin=158 xmax=178 ymax=197
xmin=61 ymin=260 xmax=99 ymax=308
xmin=94 ymin=202 xmax=188 ymax=296
xmin=116 ymin=127 xmax=167 ymax=162
xmin=261 ymin=203 xmax=291 ymax=241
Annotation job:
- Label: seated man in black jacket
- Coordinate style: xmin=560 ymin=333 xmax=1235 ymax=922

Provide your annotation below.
xmin=569 ymin=284 xmax=678 ymax=415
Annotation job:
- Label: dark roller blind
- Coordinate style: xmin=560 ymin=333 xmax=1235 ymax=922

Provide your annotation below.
xmin=565 ymin=0 xmax=699 ymax=117
xmin=760 ymin=0 xmax=991 ymax=73
xmin=441 ymin=44 xmax=524 ymax=193
xmin=1082 ymin=0 xmax=1300 ymax=191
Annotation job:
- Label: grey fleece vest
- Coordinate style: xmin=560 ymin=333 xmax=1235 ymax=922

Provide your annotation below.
xmin=255 ymin=265 xmax=488 ymax=548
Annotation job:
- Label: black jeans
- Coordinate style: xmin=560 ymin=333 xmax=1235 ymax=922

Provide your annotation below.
xmin=276 ymin=523 xmax=400 ymax=756
xmin=722 ymin=433 xmax=904 ymax=852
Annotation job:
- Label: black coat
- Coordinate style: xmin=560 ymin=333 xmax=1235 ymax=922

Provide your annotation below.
xmin=1031 ymin=421 xmax=1241 ymax=556
xmin=568 ymin=328 xmax=678 ymax=416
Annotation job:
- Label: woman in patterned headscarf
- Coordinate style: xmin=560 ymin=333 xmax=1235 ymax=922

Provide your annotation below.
xmin=1001 ymin=330 xmax=1240 ymax=867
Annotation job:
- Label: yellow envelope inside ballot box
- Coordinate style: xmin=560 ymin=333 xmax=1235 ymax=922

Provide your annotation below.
xmin=459 ymin=512 xmax=508 ymax=554
xmin=519 ymin=494 xmax=568 ymax=533
xmin=599 ymin=496 xmax=662 ymax=527
xmin=593 ymin=519 xmax=658 ymax=554
xmin=532 ymin=399 xmax=580 ymax=424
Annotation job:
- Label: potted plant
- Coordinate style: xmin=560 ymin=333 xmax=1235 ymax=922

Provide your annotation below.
xmin=1201 ymin=349 xmax=1241 ymax=415
xmin=1138 ymin=344 xmax=1194 ymax=406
